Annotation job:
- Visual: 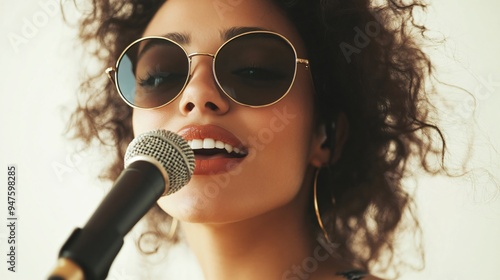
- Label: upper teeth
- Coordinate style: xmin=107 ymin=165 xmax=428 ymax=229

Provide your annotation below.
xmin=187 ymin=138 xmax=245 ymax=154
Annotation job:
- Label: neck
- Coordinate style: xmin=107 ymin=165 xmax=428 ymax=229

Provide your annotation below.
xmin=182 ymin=204 xmax=315 ymax=280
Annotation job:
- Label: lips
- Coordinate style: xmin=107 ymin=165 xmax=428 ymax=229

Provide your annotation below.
xmin=177 ymin=124 xmax=248 ymax=175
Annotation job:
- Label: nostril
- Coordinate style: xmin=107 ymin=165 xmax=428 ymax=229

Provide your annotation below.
xmin=186 ymin=102 xmax=195 ymax=111
xmin=205 ymin=102 xmax=219 ymax=111
xmin=185 ymin=102 xmax=219 ymax=112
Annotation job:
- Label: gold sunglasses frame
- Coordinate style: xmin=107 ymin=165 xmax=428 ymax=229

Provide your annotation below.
xmin=105 ymin=30 xmax=310 ymax=109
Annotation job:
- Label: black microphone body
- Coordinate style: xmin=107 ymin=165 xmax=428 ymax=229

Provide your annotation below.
xmin=55 ymin=160 xmax=165 ymax=280
xmin=48 ymin=130 xmax=195 ymax=280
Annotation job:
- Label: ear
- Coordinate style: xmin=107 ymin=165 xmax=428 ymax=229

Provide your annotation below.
xmin=309 ymin=124 xmax=331 ymax=168
xmin=309 ymin=113 xmax=349 ymax=167
xmin=330 ymin=112 xmax=349 ymax=163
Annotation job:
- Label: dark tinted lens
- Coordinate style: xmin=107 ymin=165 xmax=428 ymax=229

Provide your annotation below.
xmin=215 ymin=33 xmax=296 ymax=106
xmin=116 ymin=38 xmax=189 ymax=108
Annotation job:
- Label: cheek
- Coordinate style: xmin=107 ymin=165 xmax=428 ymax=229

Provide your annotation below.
xmin=132 ymin=108 xmax=175 ymax=136
xmin=246 ymin=102 xmax=312 ymax=181
xmin=132 ymin=111 xmax=153 ymax=136
xmin=251 ymin=98 xmax=315 ymax=196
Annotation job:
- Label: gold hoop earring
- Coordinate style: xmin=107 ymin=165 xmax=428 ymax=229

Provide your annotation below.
xmin=314 ymin=168 xmax=333 ymax=244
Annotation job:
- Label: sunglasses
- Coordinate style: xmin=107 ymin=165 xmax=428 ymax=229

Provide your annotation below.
xmin=105 ymin=31 xmax=310 ymax=109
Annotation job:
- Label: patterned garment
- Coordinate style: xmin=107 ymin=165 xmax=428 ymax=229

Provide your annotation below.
xmin=337 ymin=270 xmax=367 ymax=279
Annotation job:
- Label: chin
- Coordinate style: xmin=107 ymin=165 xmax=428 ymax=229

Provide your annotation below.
xmin=156 ymin=184 xmax=239 ymax=224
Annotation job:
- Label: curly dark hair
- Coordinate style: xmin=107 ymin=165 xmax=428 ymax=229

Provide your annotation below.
xmin=68 ymin=0 xmax=446 ymax=276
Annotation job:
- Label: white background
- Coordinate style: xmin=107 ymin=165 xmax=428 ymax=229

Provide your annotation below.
xmin=0 ymin=1 xmax=499 ymax=279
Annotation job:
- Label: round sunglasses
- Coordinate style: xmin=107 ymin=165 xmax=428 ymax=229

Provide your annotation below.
xmin=105 ymin=31 xmax=310 ymax=109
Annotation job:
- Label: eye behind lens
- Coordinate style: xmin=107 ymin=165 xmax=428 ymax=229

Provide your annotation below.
xmin=116 ymin=37 xmax=190 ymax=108
xmin=214 ymin=32 xmax=297 ymax=106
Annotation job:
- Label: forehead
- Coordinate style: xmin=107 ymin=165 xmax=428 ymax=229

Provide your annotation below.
xmin=142 ymin=0 xmax=306 ymax=53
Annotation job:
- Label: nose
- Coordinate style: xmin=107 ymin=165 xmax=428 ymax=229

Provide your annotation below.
xmin=178 ymin=54 xmax=230 ymax=116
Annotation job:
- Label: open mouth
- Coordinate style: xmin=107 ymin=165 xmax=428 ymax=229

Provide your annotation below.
xmin=177 ymin=125 xmax=248 ymax=175
xmin=188 ymin=138 xmax=248 ymax=159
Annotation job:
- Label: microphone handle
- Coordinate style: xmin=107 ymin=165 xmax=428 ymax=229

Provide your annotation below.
xmin=48 ymin=160 xmax=166 ymax=280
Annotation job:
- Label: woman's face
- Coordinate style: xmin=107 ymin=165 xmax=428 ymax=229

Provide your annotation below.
xmin=133 ymin=0 xmax=329 ymax=223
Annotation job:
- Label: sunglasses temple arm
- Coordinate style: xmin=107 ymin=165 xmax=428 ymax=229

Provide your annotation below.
xmin=296 ymin=58 xmax=310 ymax=69
xmin=105 ymin=67 xmax=117 ymax=84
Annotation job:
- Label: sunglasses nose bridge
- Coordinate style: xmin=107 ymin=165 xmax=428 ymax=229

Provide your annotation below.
xmin=186 ymin=52 xmax=218 ymax=83
xmin=188 ymin=52 xmax=215 ymax=61
xmin=188 ymin=51 xmax=215 ymax=66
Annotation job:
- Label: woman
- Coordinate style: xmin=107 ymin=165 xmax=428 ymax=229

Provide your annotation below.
xmin=70 ymin=0 xmax=445 ymax=279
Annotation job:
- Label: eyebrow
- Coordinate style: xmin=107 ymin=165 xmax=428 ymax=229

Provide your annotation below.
xmin=136 ymin=26 xmax=270 ymax=61
xmin=151 ymin=26 xmax=269 ymax=46
xmin=221 ymin=26 xmax=268 ymax=41
xmin=161 ymin=32 xmax=191 ymax=45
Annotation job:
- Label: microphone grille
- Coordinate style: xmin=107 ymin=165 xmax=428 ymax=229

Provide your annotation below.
xmin=124 ymin=130 xmax=195 ymax=195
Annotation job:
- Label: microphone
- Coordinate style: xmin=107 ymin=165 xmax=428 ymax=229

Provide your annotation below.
xmin=48 ymin=130 xmax=195 ymax=280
